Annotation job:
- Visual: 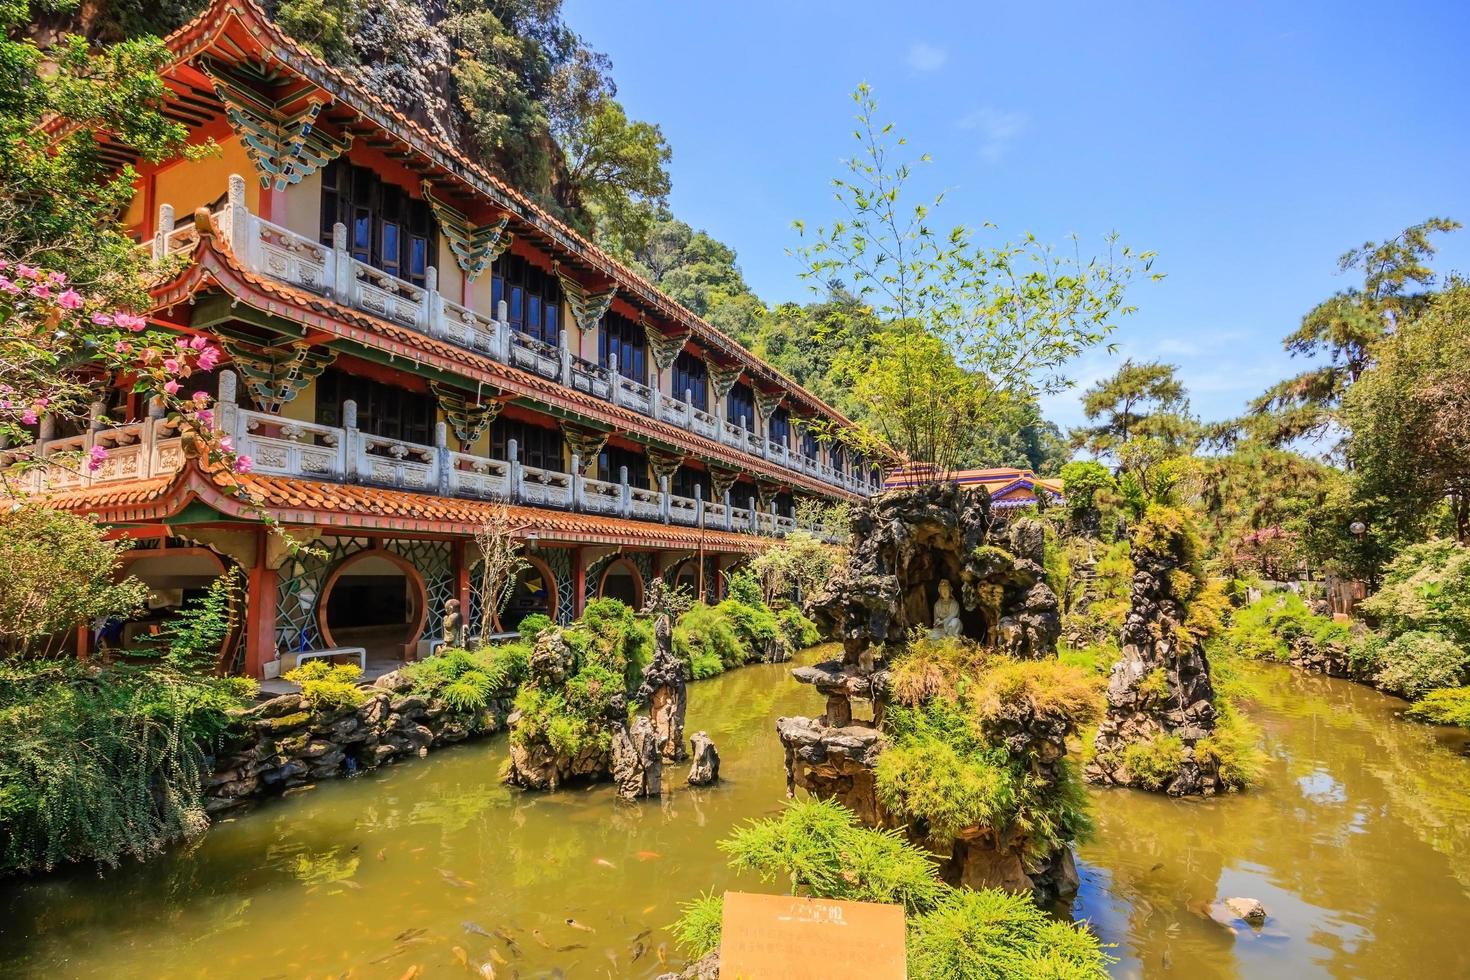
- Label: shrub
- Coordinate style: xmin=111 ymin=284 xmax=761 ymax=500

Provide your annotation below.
xmin=283 ymin=661 xmax=366 ymax=710
xmin=718 ymin=598 xmax=788 ymax=662
xmin=777 ymin=605 xmax=820 ymax=650
xmin=1407 ymin=687 xmax=1470 ymax=728
xmin=1360 ymin=539 xmax=1470 ymax=647
xmin=1371 ymin=631 xmax=1470 ymax=699
xmin=670 ymin=891 xmax=723 ymax=959
xmin=1219 ymin=591 xmax=1336 ymax=662
xmin=1121 ymin=733 xmax=1185 ymax=791
xmin=1195 ymin=700 xmax=1268 ymax=788
xmin=576 ymin=598 xmax=652 ymax=692
xmin=887 ymin=635 xmax=994 ymax=706
xmin=0 ymin=657 xmax=255 ymax=873
xmin=906 ymin=887 xmax=1113 ymax=980
xmin=517 ymin=612 xmax=553 ymax=641
xmin=724 ymin=567 xmax=765 ymax=609
xmin=673 ymin=602 xmax=747 ymax=678
xmin=969 ymin=659 xmax=1104 ymax=729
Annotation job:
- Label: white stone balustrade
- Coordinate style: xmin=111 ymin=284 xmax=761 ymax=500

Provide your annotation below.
xmin=147 ymin=179 xmax=882 ymax=498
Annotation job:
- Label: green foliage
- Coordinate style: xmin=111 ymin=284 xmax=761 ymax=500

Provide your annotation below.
xmin=518 ymin=612 xmax=553 ymax=641
xmin=724 ymin=568 xmax=765 ymax=609
xmin=1369 ymin=631 xmax=1470 ymax=699
xmin=1120 ymin=733 xmax=1186 ymax=791
xmin=1196 ymin=700 xmax=1268 ymax=788
xmin=1069 ymin=358 xmax=1196 ymax=467
xmin=1407 ymin=687 xmax=1470 ymax=729
xmin=1216 ymin=591 xmax=1346 ymax=663
xmin=719 ymin=799 xmax=944 ymax=912
xmin=282 ymin=661 xmax=366 ymax=710
xmin=793 ymin=84 xmax=1155 ymax=472
xmin=401 ymin=642 xmax=528 ymax=714
xmin=575 ymin=597 xmax=653 ymax=691
xmin=274 ymin=0 xmax=358 ymax=61
xmin=777 ymin=605 xmax=820 ymax=650
xmin=0 ymin=657 xmax=255 ymax=873
xmin=130 ymin=568 xmax=242 ymax=672
xmin=1360 ymin=539 xmax=1470 ymax=648
xmin=906 ymin=887 xmax=1113 ymax=980
xmin=670 ymin=891 xmax=723 ymax=959
xmin=0 ymin=507 xmax=148 ymax=658
xmin=747 ymin=531 xmax=841 ymax=607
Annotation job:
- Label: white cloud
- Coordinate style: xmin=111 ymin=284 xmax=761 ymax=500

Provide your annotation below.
xmin=956 ymin=107 xmax=1027 ymax=163
xmin=906 ymin=42 xmax=948 ymax=72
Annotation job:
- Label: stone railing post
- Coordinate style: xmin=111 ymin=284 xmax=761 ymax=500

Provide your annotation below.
xmin=226 ymin=174 xmax=251 ymax=261
xmin=342 ymin=398 xmax=360 ymax=480
xmin=507 ymin=438 xmax=523 ymax=502
xmin=434 ymin=419 xmax=450 ymax=495
xmin=496 ymin=299 xmax=511 ymax=362
xmin=619 ymin=464 xmax=632 ymax=517
xmin=153 ymin=204 xmax=174 ymax=261
xmin=716 ymin=400 xmax=728 ymax=442
xmin=608 ymin=353 xmax=621 ymax=408
xmin=723 ymin=490 xmax=733 ymax=531
xmin=649 ymin=368 xmax=662 ymax=418
xmin=570 ymin=452 xmax=584 ymax=511
xmin=558 ymin=328 xmax=572 ymax=385
xmin=332 ymin=222 xmax=352 ymax=301
xmin=694 ymin=483 xmax=704 ymax=528
xmin=660 ymin=474 xmax=671 ymax=524
xmin=423 ymin=266 xmax=440 ymax=334
xmin=749 ymin=495 xmax=759 ymax=534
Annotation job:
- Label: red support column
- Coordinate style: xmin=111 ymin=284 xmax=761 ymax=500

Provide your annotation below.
xmin=453 ymin=539 xmax=471 ymax=632
xmin=570 ymin=546 xmax=586 ymax=621
xmin=258 ymin=184 xmax=285 ymax=224
xmin=245 ymin=529 xmax=278 ymax=678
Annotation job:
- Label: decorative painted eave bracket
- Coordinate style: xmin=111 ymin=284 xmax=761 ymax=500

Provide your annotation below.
xmin=752 ymin=387 xmax=785 ymax=424
xmin=554 ymin=263 xmax=617 ymax=333
xmin=220 ymin=338 xmax=336 ymax=414
xmin=705 ymin=358 xmax=744 ymax=401
xmin=707 ymin=464 xmax=741 ymax=500
xmin=644 ymin=322 xmax=693 ymax=374
xmin=561 ymin=423 xmax=611 ymax=472
xmin=202 ymin=57 xmax=352 ymax=192
xmin=647 ymin=447 xmax=685 ymax=484
xmin=431 ymin=382 xmax=505 ymax=445
xmin=421 ymin=181 xmax=512 ymax=281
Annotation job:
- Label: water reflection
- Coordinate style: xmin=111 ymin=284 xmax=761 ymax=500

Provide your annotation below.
xmin=1077 ymin=662 xmax=1470 ymax=979
xmin=1 ymin=655 xmax=1468 ymax=978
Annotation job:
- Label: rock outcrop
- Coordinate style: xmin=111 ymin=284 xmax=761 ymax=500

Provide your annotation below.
xmin=637 ymin=580 xmax=692 ymax=761
xmin=504 ymin=627 xmax=623 ymax=790
xmin=808 ymin=481 xmax=1060 ymax=661
xmin=206 ymin=671 xmax=512 ymax=812
xmin=1086 ymin=513 xmax=1226 ymax=796
xmin=611 ymin=717 xmax=662 ymax=800
xmin=686 ymin=731 xmax=721 ymax=786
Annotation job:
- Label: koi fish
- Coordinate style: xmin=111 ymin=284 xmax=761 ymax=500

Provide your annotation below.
xmin=439 ymin=869 xmax=474 ymax=889
xmin=463 ymin=921 xmax=493 ymax=938
xmin=396 ymin=968 xmax=421 ymax=980
xmin=531 ymin=929 xmax=553 ymax=949
xmin=556 ymin=944 xmax=585 ymax=952
xmin=656 ymin=942 xmax=667 ymax=966
xmin=592 ymin=858 xmax=616 ymax=870
xmin=477 ymin=963 xmax=496 ymax=980
xmin=377 ymin=849 xmax=388 ymax=862
xmin=395 ymin=928 xmax=428 ymax=943
xmin=634 ymin=850 xmax=662 ymax=861
xmin=565 ymin=918 xmax=595 ymax=933
xmin=631 ymin=941 xmax=646 ymax=962
xmin=493 ymin=928 xmax=521 ymax=957
xmin=487 ymin=948 xmax=509 ymax=966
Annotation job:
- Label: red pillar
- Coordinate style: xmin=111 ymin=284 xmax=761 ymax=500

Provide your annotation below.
xmin=245 ymin=529 xmax=278 ymax=678
xmin=258 ymin=183 xmax=285 ymax=224
xmin=570 ymin=546 xmax=585 ymax=622
xmin=452 ymin=539 xmax=471 ymax=635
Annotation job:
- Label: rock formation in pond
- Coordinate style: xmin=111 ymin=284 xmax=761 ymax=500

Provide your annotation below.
xmin=611 ymin=716 xmax=662 ymax=799
xmin=686 ymin=731 xmax=721 ymax=786
xmin=808 ymin=480 xmax=1060 ymax=662
xmin=1086 ymin=506 xmax=1228 ymax=797
xmin=638 ymin=580 xmax=693 ymax=761
xmin=781 ymin=483 xmax=1081 ymax=902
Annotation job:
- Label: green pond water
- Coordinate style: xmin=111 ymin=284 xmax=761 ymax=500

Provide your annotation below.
xmin=1 ymin=651 xmax=1469 ymax=979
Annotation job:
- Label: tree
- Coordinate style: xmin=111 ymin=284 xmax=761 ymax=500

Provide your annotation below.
xmin=558 ymin=99 xmax=671 ymax=252
xmin=1069 ymin=359 xmax=1195 ymax=463
xmin=473 ymin=505 xmax=532 ymax=638
xmin=1248 ymin=217 xmax=1460 ymax=450
xmin=793 ymin=85 xmax=1157 ymax=475
xmin=1343 ymin=282 xmax=1470 ymax=544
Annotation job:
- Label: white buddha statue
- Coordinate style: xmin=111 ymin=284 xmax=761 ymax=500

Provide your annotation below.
xmin=929 ymin=580 xmax=963 ymax=639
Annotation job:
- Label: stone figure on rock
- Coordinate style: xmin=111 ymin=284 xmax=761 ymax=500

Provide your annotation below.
xmin=929 ymin=580 xmax=964 ymax=639
xmin=441 ymin=598 xmax=463 ymax=649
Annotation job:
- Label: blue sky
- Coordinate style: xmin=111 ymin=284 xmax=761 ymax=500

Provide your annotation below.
xmin=567 ymin=0 xmax=1470 ymax=431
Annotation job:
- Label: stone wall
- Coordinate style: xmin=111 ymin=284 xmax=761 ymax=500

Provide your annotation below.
xmin=205 ymin=671 xmax=512 ymax=812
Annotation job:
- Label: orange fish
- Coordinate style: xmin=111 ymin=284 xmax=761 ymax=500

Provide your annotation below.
xmin=634 ymin=850 xmax=662 ymax=862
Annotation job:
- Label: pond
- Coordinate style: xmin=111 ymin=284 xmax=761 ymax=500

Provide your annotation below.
xmin=1 ymin=651 xmax=1468 ymax=978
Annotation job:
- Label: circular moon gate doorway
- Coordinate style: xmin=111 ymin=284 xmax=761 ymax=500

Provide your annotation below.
xmin=598 ymin=558 xmax=643 ymax=608
xmin=321 ymin=552 xmax=426 ymax=664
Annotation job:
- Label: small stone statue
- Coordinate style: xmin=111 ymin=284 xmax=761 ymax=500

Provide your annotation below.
xmin=929 ymin=580 xmax=963 ymax=640
xmin=442 ymin=598 xmax=463 ymax=649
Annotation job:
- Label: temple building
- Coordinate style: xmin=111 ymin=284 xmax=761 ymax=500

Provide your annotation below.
xmin=884 ymin=467 xmax=1064 ymax=511
xmin=15 ymin=0 xmax=881 ymax=679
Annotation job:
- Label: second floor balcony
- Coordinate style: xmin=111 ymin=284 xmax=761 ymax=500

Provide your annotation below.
xmin=150 ymin=179 xmax=882 ymax=499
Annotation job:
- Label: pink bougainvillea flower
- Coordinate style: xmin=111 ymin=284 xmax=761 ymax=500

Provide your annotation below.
xmin=233 ymin=454 xmax=253 ymax=474
xmin=163 ymin=380 xmax=181 ymax=395
xmin=163 ymin=357 xmax=180 ymax=374
xmin=114 ymin=313 xmax=147 ymax=332
xmin=92 ymin=313 xmax=114 ymax=326
xmin=0 ymin=279 xmax=18 ymax=295
xmin=189 ymin=334 xmax=209 ymax=350
xmin=21 ymin=410 xmax=38 ymax=425
xmin=196 ymin=346 xmax=221 ymax=370
xmin=35 ymin=398 xmax=48 ymax=407
xmin=218 ymin=435 xmax=233 ymax=452
xmin=16 ymin=264 xmax=39 ymax=279
xmin=57 ymin=288 xmax=83 ymax=310
xmin=87 ymin=445 xmax=109 ymax=472
xmin=192 ymin=390 xmax=210 ymax=405
xmin=28 ymin=284 xmax=51 ymax=299
xmin=114 ymin=341 xmax=132 ymax=354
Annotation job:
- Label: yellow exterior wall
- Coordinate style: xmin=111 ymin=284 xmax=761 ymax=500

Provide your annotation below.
xmin=276 ymin=384 xmax=317 ymax=424
xmin=281 ymin=170 xmax=321 ymax=239
xmin=153 ymin=136 xmax=259 ymax=223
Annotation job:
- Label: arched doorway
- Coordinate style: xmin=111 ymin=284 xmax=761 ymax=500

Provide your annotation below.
xmin=114 ymin=547 xmax=234 ymax=666
xmin=319 ymin=550 xmax=426 ymax=664
xmin=670 ymin=557 xmax=701 ymax=598
xmin=598 ymin=557 xmax=643 ymax=608
xmin=495 ymin=556 xmax=557 ymax=634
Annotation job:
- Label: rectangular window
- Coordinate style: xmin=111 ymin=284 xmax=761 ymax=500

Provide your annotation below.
xmin=490 ymin=417 xmax=564 ymax=472
xmin=769 ymin=406 xmax=791 ymax=445
xmin=598 ymin=444 xmax=649 ymax=489
xmin=728 ymin=382 xmax=755 ymax=430
xmin=672 ymin=350 xmax=707 ymax=410
xmin=320 ymin=160 xmax=437 ymax=287
xmin=492 ymin=253 xmax=561 ymax=345
xmin=672 ymin=466 xmax=703 ymax=500
xmin=315 ymin=368 xmax=434 ymax=445
xmin=801 ymin=428 xmax=819 ymax=461
xmin=598 ymin=311 xmax=646 ymax=383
